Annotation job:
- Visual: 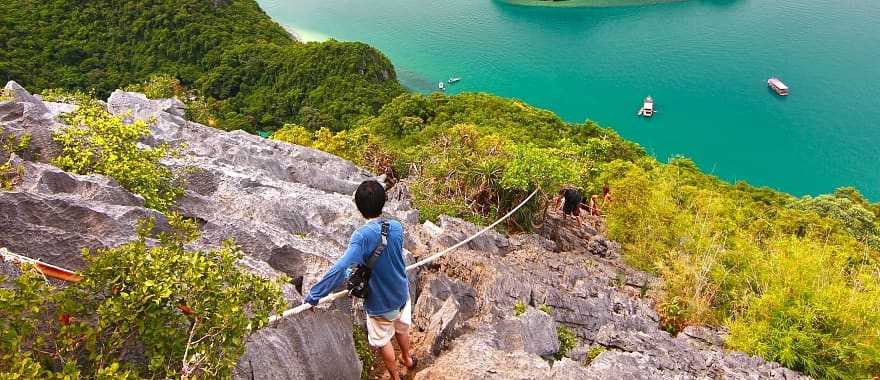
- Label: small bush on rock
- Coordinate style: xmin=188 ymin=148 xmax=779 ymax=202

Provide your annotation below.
xmin=514 ymin=302 xmax=526 ymax=317
xmin=51 ymin=100 xmax=182 ymax=211
xmin=555 ymin=326 xmax=578 ymax=360
xmin=585 ymin=345 xmax=608 ymax=365
xmin=0 ymin=215 xmax=287 ymax=378
xmin=352 ymin=324 xmax=375 ymax=380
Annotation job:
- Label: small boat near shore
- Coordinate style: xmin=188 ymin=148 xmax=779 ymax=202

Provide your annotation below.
xmin=768 ymin=77 xmax=789 ymax=96
xmin=438 ymin=81 xmax=445 ymax=91
xmin=637 ymin=96 xmax=654 ymax=117
xmin=447 ymin=77 xmax=462 ymax=84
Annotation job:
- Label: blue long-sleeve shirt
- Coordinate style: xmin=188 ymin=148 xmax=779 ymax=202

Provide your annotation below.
xmin=304 ymin=219 xmax=408 ymax=316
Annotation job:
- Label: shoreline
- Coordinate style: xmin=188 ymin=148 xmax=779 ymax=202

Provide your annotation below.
xmin=283 ymin=25 xmax=331 ymax=43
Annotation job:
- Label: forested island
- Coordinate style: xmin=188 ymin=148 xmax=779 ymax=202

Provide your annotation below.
xmin=1 ymin=0 xmax=878 ymax=379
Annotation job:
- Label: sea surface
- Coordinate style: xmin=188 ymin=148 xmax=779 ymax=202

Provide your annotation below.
xmin=258 ymin=0 xmax=880 ymax=199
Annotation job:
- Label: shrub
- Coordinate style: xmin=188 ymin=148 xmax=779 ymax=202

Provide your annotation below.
xmin=514 ymin=302 xmax=526 ymax=317
xmin=0 ymin=215 xmax=287 ymax=378
xmin=0 ymin=132 xmax=30 ymax=190
xmin=555 ymin=326 xmax=578 ymax=360
xmin=123 ymin=74 xmax=184 ymax=100
xmin=352 ymin=325 xmax=376 ymax=380
xmin=51 ymin=100 xmax=182 ymax=211
xmin=538 ymin=304 xmax=553 ymax=314
xmin=585 ymin=345 xmax=608 ymax=365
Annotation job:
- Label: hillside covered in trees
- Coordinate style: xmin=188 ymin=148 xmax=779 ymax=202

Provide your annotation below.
xmin=1 ymin=0 xmax=879 ymax=378
xmin=0 ymin=0 xmax=403 ymax=132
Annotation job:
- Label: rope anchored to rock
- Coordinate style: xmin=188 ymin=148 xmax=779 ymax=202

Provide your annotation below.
xmin=266 ymin=188 xmax=540 ymax=324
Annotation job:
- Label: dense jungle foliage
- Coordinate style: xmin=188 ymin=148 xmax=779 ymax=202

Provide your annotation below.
xmin=0 ymin=215 xmax=287 ymax=378
xmin=0 ymin=0 xmax=403 ymax=132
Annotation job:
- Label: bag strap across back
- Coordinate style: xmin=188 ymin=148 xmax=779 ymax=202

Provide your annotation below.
xmin=365 ymin=221 xmax=390 ymax=269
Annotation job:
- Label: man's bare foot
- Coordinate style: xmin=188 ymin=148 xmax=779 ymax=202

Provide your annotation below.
xmin=399 ymin=354 xmax=417 ymax=370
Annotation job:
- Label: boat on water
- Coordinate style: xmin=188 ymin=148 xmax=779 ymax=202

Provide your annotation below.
xmin=438 ymin=81 xmax=445 ymax=91
xmin=768 ymin=77 xmax=789 ymax=96
xmin=447 ymin=77 xmax=462 ymax=84
xmin=637 ymin=96 xmax=654 ymax=117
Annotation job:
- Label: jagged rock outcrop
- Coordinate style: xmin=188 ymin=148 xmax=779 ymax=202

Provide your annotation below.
xmin=0 ymin=155 xmax=170 ymax=269
xmin=0 ymin=82 xmax=809 ymax=380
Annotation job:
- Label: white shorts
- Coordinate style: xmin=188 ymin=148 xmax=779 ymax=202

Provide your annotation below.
xmin=366 ymin=299 xmax=412 ymax=348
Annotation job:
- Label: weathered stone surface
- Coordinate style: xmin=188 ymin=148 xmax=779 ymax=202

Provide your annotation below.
xmin=1 ymin=81 xmax=61 ymax=162
xmin=496 ymin=308 xmax=559 ymax=357
xmin=538 ymin=211 xmax=619 ymax=258
xmin=235 ymin=310 xmax=361 ymax=380
xmin=414 ymin=322 xmax=593 ymax=380
xmin=430 ymin=215 xmax=509 ymax=255
xmin=0 ymin=158 xmax=169 ymax=270
xmin=423 ymin=297 xmax=460 ymax=355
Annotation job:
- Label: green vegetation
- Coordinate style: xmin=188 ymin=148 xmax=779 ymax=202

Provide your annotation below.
xmin=0 ymin=0 xmax=402 ymax=133
xmin=352 ymin=325 xmax=376 ymax=380
xmin=538 ymin=304 xmax=553 ymax=314
xmin=0 ymin=215 xmax=287 ymax=378
xmin=51 ymin=99 xmax=182 ymax=211
xmin=555 ymin=326 xmax=578 ymax=360
xmin=602 ymin=157 xmax=880 ymax=378
xmin=514 ymin=301 xmax=527 ymax=316
xmin=0 ymin=132 xmax=31 ymax=190
xmin=585 ymin=345 xmax=608 ymax=365
xmin=274 ymin=92 xmax=644 ymax=228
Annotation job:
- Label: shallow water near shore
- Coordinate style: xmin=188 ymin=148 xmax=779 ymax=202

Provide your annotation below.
xmin=259 ymin=0 xmax=880 ymax=199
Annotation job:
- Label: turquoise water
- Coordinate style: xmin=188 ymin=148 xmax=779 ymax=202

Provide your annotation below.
xmin=258 ymin=0 xmax=880 ymax=199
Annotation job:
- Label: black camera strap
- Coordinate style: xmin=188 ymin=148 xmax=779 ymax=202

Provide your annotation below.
xmin=365 ymin=221 xmax=390 ymax=269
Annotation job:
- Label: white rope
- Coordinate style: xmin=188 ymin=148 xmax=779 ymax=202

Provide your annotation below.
xmin=0 ymin=247 xmax=76 ymax=274
xmin=267 ymin=188 xmax=540 ymax=324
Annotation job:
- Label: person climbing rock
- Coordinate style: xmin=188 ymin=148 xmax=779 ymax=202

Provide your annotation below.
xmin=303 ymin=180 xmax=416 ymax=379
xmin=589 ymin=195 xmax=600 ymax=217
xmin=555 ymin=185 xmax=583 ymax=226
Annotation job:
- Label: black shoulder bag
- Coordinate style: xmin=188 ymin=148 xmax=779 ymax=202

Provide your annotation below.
xmin=347 ymin=221 xmax=390 ymax=299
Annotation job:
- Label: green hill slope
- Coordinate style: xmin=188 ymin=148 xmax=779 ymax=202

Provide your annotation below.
xmin=0 ymin=0 xmax=403 ymax=132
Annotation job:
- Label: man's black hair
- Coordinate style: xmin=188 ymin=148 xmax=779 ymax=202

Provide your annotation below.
xmin=355 ymin=180 xmax=386 ymax=219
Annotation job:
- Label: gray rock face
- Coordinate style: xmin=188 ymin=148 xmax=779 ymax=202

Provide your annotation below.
xmin=409 ymin=230 xmax=808 ymax=380
xmin=538 ymin=211 xmax=619 ymax=258
xmin=236 ymin=310 xmax=360 ymax=380
xmin=495 ymin=308 xmax=559 ymax=357
xmin=414 ymin=318 xmax=593 ymax=380
xmin=0 ymin=157 xmax=169 ymax=269
xmin=1 ymin=81 xmax=62 ymax=162
xmin=429 ymin=215 xmax=509 ymax=256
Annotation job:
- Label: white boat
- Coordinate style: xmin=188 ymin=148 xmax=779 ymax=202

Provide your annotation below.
xmin=768 ymin=77 xmax=789 ymax=96
xmin=438 ymin=82 xmax=445 ymax=91
xmin=447 ymin=77 xmax=462 ymax=84
xmin=637 ymin=96 xmax=654 ymax=117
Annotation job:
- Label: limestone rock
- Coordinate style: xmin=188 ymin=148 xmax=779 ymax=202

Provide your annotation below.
xmin=0 ymin=158 xmax=169 ymax=270
xmin=495 ymin=308 xmax=559 ymax=357
xmin=423 ymin=297 xmax=460 ymax=355
xmin=431 ymin=215 xmax=509 ymax=255
xmin=414 ymin=322 xmax=593 ymax=380
xmin=235 ymin=310 xmax=361 ymax=380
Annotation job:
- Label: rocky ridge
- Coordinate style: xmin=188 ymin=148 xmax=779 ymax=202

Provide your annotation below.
xmin=0 ymin=81 xmax=808 ymax=379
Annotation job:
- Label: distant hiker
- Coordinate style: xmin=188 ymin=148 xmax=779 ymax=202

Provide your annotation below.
xmin=304 ymin=180 xmax=415 ymax=379
xmin=589 ymin=195 xmax=601 ymax=217
xmin=602 ymin=183 xmax=613 ymax=205
xmin=555 ymin=185 xmax=583 ymax=226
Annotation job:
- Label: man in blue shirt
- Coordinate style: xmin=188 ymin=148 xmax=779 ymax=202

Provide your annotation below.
xmin=304 ymin=180 xmax=415 ymax=379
